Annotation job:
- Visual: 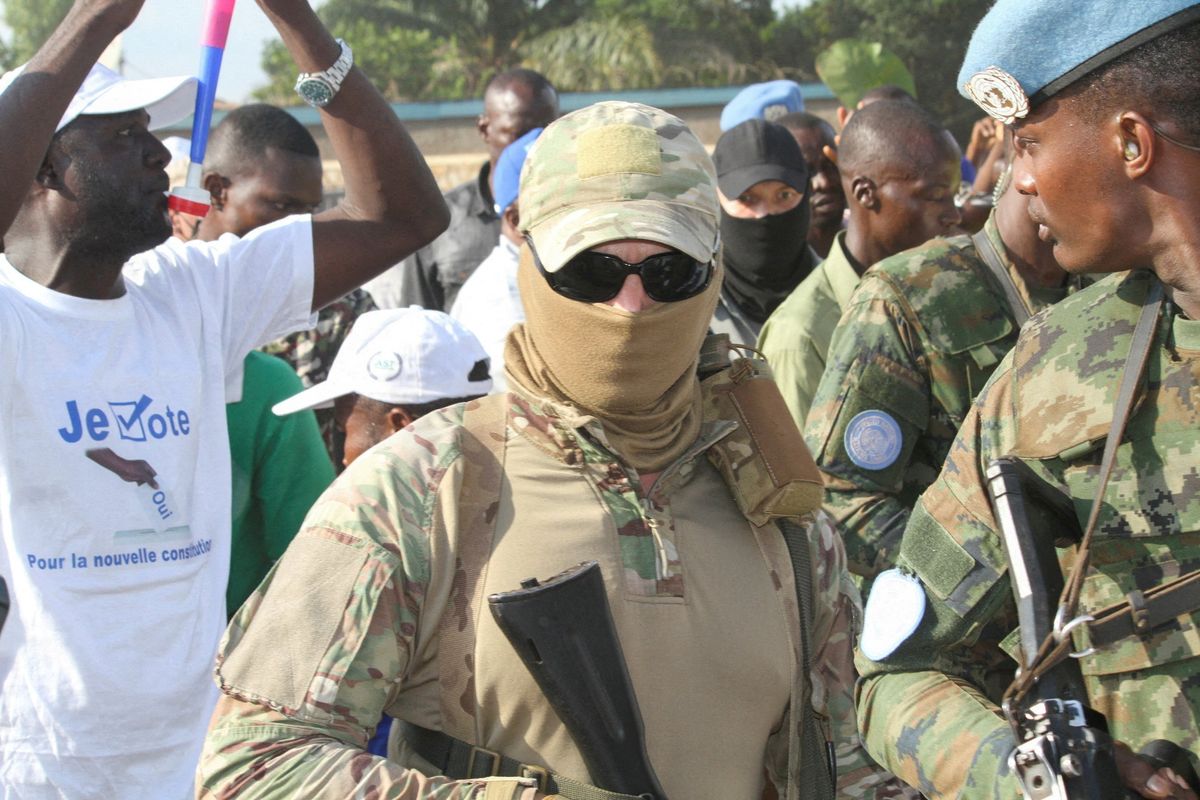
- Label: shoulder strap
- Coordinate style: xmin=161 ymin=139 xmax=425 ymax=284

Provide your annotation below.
xmin=1061 ymin=276 xmax=1164 ymax=617
xmin=776 ymin=518 xmax=836 ymax=800
xmin=438 ymin=394 xmax=510 ymax=741
xmin=971 ymin=228 xmax=1032 ymax=327
xmin=1008 ymin=275 xmax=1165 ymax=703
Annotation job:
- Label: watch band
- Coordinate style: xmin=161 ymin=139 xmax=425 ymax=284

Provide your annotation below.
xmin=294 ymin=38 xmax=353 ymax=108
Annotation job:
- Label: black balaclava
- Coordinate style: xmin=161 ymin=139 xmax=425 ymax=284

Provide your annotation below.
xmin=719 ymin=196 xmax=815 ymax=323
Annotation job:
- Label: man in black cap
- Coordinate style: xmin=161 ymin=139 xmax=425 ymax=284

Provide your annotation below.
xmin=709 ymin=118 xmax=816 ymax=346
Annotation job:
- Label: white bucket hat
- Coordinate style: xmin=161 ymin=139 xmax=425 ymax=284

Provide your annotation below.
xmin=0 ymin=61 xmax=196 ymax=133
xmin=273 ymin=307 xmax=493 ymax=416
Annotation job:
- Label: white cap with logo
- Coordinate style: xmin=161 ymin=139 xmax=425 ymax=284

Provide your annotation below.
xmin=273 ymin=307 xmax=493 ymax=416
xmin=0 ymin=61 xmax=197 ymax=133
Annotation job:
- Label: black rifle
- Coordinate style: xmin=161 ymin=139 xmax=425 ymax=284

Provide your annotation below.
xmin=987 ymin=458 xmax=1199 ymax=799
xmin=488 ymin=561 xmax=667 ymax=800
xmin=988 ymin=457 xmax=1125 ymax=799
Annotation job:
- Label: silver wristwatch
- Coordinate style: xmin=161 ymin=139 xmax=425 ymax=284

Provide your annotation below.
xmin=294 ymin=39 xmax=353 ymax=108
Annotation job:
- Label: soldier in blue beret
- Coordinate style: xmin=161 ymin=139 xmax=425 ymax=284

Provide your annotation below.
xmin=856 ymin=2 xmax=1200 ymax=798
xmin=720 ymin=79 xmax=806 ymax=131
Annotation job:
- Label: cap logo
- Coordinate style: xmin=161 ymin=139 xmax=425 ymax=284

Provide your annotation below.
xmin=577 ymin=124 xmax=662 ymax=180
xmin=964 ymin=66 xmax=1029 ymax=124
xmin=763 ymin=104 xmax=789 ymax=121
xmin=366 ymin=351 xmax=403 ymax=381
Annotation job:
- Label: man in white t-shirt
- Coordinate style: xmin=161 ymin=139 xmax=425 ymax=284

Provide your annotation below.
xmin=0 ymin=1 xmax=448 ymax=798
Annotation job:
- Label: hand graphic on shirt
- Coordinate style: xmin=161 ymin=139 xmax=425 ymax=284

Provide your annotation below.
xmin=85 ymin=448 xmax=160 ymax=490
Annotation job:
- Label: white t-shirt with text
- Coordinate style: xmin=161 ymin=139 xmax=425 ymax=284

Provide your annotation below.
xmin=0 ymin=216 xmax=316 ymax=799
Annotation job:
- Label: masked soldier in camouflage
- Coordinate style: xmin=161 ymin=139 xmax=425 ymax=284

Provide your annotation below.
xmin=804 ymin=171 xmax=1076 ymax=586
xmin=856 ymin=2 xmax=1200 ymax=798
xmin=197 ymin=101 xmax=900 ymax=800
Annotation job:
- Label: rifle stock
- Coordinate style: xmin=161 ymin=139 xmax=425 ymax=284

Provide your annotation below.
xmin=488 ymin=560 xmax=667 ymax=800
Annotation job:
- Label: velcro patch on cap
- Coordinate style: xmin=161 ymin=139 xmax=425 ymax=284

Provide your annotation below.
xmin=577 ymin=124 xmax=662 ymax=179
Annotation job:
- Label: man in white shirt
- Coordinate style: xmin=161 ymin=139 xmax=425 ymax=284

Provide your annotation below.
xmin=0 ymin=1 xmax=448 ymax=798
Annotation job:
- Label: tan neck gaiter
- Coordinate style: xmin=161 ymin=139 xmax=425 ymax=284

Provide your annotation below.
xmin=505 ymin=246 xmax=722 ymax=473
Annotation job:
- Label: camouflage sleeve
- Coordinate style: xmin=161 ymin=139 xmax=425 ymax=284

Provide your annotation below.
xmin=197 ymin=411 xmax=532 ymax=800
xmin=804 ymin=275 xmax=929 ymax=581
xmin=855 ymin=356 xmax=1024 ymax=800
xmin=803 ymin=510 xmax=921 ymax=799
xmin=261 ymin=288 xmax=377 ymax=387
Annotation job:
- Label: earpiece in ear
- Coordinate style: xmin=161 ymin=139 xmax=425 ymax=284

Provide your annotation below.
xmin=1124 ymin=140 xmax=1141 ymax=161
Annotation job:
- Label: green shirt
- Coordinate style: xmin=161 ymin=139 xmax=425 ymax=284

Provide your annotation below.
xmin=225 ymin=351 xmax=334 ymax=615
xmin=758 ymin=230 xmax=862 ymax=427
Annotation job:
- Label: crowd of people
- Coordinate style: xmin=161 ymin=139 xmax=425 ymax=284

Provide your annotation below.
xmin=1 ymin=0 xmax=1199 ymax=798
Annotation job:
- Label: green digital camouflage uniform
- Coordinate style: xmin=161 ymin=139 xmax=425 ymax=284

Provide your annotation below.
xmin=197 ymin=390 xmax=901 ymax=799
xmin=856 ymin=269 xmax=1200 ymax=798
xmin=804 ymin=213 xmax=1073 ymax=582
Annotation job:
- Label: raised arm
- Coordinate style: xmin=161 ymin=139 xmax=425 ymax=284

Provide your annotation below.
xmin=255 ymin=0 xmax=449 ymax=311
xmin=0 ymin=0 xmax=144 ymax=238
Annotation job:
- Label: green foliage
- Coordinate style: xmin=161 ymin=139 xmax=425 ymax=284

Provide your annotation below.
xmin=255 ymin=20 xmax=440 ymax=104
xmin=1 ymin=0 xmax=72 ymax=69
xmin=815 ymin=39 xmax=916 ymax=109
xmin=523 ymin=16 xmax=661 ymax=91
xmin=766 ymin=0 xmax=992 ymax=140
xmin=247 ymin=0 xmax=991 ymax=140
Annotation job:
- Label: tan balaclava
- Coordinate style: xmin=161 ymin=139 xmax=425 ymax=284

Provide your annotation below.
xmin=504 ymin=101 xmax=722 ymax=472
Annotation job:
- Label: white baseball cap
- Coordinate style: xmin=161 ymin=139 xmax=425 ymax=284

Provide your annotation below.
xmin=0 ymin=61 xmax=197 ymax=133
xmin=273 ymin=307 xmax=493 ymax=416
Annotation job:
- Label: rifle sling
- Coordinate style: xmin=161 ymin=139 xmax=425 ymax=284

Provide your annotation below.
xmin=971 ymin=228 xmax=1031 ymax=328
xmin=1087 ymin=568 xmax=1200 ymax=647
xmin=397 ymin=720 xmax=645 ymax=800
xmin=1063 ymin=277 xmax=1164 ymax=620
xmin=1007 ymin=273 xmax=1165 ymax=705
xmin=776 ymin=518 xmax=836 ymax=800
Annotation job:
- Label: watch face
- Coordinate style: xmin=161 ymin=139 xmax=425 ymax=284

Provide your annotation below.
xmin=298 ymin=78 xmax=334 ymax=107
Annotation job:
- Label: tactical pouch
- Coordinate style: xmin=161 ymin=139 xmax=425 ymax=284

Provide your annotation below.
xmin=702 ymin=355 xmax=824 ymax=526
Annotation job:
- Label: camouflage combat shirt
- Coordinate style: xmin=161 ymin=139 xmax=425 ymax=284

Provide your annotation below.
xmin=805 ymin=214 xmax=1073 ymax=582
xmin=262 ymin=287 xmax=376 ymax=454
xmin=197 ymin=389 xmax=898 ymax=799
xmin=262 ymin=287 xmax=376 ymax=389
xmin=856 ymin=269 xmax=1200 ymax=799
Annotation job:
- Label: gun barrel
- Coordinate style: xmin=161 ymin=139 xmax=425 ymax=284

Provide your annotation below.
xmin=489 ymin=561 xmax=667 ymax=800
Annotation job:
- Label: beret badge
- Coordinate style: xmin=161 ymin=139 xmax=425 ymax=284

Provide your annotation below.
xmin=964 ymin=66 xmax=1030 ymax=124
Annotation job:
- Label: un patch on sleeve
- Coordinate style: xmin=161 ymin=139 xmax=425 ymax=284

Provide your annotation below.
xmin=860 ymin=568 xmax=926 ymax=662
xmin=843 ymin=410 xmax=903 ymax=470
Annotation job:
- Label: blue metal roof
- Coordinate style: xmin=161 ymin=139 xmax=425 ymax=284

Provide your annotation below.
xmin=174 ymin=82 xmax=834 ymax=130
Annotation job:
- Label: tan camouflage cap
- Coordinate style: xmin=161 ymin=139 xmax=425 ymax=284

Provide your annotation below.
xmin=518 ymin=100 xmax=719 ymax=273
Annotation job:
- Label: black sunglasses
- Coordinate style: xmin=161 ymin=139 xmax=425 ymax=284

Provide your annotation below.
xmin=527 ymin=235 xmax=715 ymax=304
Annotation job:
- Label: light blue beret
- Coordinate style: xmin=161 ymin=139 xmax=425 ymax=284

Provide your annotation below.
xmin=958 ymin=0 xmax=1200 ymax=122
xmin=719 ymin=80 xmax=805 ymax=131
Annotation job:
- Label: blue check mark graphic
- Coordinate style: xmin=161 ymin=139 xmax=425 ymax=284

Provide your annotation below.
xmin=111 ymin=394 xmax=154 ymax=441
